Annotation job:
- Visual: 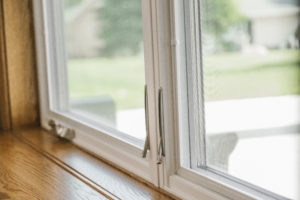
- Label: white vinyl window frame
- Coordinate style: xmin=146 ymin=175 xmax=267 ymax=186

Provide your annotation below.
xmin=33 ymin=0 xmax=293 ymax=199
xmin=158 ymin=0 xmax=292 ymax=200
xmin=32 ymin=0 xmax=161 ymax=186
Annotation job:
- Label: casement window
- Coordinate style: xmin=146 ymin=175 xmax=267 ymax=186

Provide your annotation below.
xmin=34 ymin=0 xmax=160 ymax=184
xmin=33 ymin=0 xmax=300 ymax=199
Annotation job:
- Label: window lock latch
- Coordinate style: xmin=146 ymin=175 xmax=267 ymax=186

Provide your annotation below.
xmin=157 ymin=87 xmax=165 ymax=164
xmin=48 ymin=119 xmax=76 ymax=141
xmin=142 ymin=85 xmax=151 ymax=158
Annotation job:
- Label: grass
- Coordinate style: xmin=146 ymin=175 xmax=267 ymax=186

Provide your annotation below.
xmin=67 ymin=50 xmax=300 ymax=110
xmin=67 ymin=56 xmax=145 ymax=110
xmin=203 ymin=50 xmax=300 ymax=101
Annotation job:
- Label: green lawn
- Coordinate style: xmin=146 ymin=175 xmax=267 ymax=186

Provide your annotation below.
xmin=68 ymin=50 xmax=300 ymax=109
xmin=203 ymin=50 xmax=300 ymax=101
xmin=67 ymin=56 xmax=145 ymax=110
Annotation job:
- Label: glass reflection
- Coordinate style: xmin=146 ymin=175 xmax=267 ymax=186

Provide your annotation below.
xmin=63 ymin=0 xmax=146 ymax=140
xmin=201 ymin=0 xmax=300 ymax=198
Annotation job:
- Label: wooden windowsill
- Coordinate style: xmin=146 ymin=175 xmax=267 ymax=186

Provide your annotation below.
xmin=0 ymin=127 xmax=178 ymax=200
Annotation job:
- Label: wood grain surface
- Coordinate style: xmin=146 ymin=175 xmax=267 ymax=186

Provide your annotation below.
xmin=0 ymin=0 xmax=11 ymax=131
xmin=0 ymin=131 xmax=109 ymax=200
xmin=0 ymin=0 xmax=39 ymax=130
xmin=14 ymin=128 xmax=177 ymax=200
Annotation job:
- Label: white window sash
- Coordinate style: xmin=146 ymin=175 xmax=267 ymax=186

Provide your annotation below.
xmin=160 ymin=0 xmax=292 ymax=200
xmin=33 ymin=0 xmax=160 ymax=186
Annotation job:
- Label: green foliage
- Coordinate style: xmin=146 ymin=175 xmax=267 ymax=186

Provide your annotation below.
xmin=201 ymin=0 xmax=244 ymax=52
xmin=296 ymin=23 xmax=300 ymax=45
xmin=202 ymin=0 xmax=242 ymax=35
xmin=98 ymin=0 xmax=143 ymax=57
xmin=64 ymin=0 xmax=82 ymax=9
xmin=97 ymin=0 xmax=242 ymax=56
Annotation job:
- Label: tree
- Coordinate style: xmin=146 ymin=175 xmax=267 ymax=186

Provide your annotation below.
xmin=201 ymin=0 xmax=243 ymax=52
xmin=296 ymin=23 xmax=300 ymax=47
xmin=98 ymin=0 xmax=242 ymax=56
xmin=98 ymin=0 xmax=143 ymax=57
xmin=202 ymin=0 xmax=241 ymax=36
xmin=64 ymin=0 xmax=82 ymax=9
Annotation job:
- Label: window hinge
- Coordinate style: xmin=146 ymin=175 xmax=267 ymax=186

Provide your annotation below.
xmin=142 ymin=85 xmax=150 ymax=158
xmin=48 ymin=119 xmax=76 ymax=141
xmin=157 ymin=87 xmax=165 ymax=164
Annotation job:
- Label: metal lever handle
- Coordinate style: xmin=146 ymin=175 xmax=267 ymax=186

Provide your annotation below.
xmin=157 ymin=87 xmax=165 ymax=164
xmin=142 ymin=85 xmax=150 ymax=158
xmin=48 ymin=119 xmax=75 ymax=140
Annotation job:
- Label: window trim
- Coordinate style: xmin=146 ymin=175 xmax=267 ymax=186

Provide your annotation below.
xmin=33 ymin=0 xmax=160 ymax=186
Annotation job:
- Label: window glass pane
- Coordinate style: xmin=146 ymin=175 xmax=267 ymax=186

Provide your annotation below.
xmin=201 ymin=0 xmax=300 ymax=198
xmin=63 ymin=0 xmax=146 ymax=140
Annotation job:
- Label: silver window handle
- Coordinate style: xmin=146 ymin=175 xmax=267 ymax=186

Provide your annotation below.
xmin=157 ymin=87 xmax=165 ymax=164
xmin=142 ymin=85 xmax=150 ymax=158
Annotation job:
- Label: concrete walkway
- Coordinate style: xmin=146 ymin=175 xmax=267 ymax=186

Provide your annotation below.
xmin=117 ymin=95 xmax=300 ymax=139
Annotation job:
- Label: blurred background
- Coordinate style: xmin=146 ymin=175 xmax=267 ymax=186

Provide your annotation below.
xmin=200 ymin=0 xmax=300 ymax=199
xmin=63 ymin=0 xmax=146 ymax=139
xmin=62 ymin=0 xmax=300 ymax=198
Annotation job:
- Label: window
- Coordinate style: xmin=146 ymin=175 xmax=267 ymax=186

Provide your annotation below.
xmin=34 ymin=0 xmax=300 ymax=199
xmin=34 ymin=0 xmax=160 ymax=184
xmin=164 ymin=0 xmax=300 ymax=199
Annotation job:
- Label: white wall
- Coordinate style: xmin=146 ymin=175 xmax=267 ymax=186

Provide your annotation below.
xmin=252 ymin=13 xmax=299 ymax=48
xmin=65 ymin=0 xmax=103 ymax=58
